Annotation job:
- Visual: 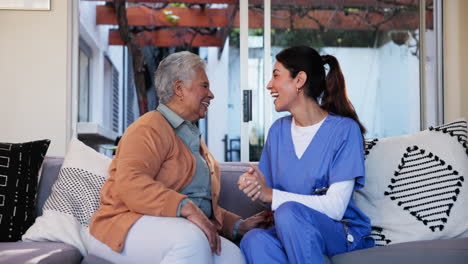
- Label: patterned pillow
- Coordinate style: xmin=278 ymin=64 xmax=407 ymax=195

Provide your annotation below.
xmin=22 ymin=138 xmax=111 ymax=255
xmin=0 ymin=139 xmax=50 ymax=242
xmin=356 ymin=119 xmax=468 ymax=246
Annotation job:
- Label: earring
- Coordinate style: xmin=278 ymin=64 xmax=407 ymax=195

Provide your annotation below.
xmin=296 ymin=88 xmax=301 ymax=93
xmin=179 ymin=95 xmax=184 ymax=101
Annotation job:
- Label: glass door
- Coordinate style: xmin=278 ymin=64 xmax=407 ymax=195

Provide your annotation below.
xmin=239 ymin=0 xmax=440 ymax=162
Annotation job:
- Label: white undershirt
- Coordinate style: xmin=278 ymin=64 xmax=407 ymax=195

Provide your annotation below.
xmin=271 ymin=117 xmax=355 ymax=221
xmin=290 ymin=117 xmax=324 ymax=159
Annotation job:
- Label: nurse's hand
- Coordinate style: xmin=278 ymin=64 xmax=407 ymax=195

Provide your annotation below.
xmin=238 ymin=165 xmax=273 ymax=203
xmin=238 ymin=210 xmax=274 ymax=237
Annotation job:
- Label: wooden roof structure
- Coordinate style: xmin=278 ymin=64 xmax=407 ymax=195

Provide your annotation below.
xmin=82 ymin=0 xmax=433 ymax=48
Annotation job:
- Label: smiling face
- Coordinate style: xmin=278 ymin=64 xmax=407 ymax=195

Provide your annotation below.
xmin=267 ymin=62 xmax=301 ymax=112
xmin=180 ymin=67 xmax=214 ymax=122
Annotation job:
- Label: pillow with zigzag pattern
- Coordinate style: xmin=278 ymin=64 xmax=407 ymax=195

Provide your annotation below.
xmin=355 ymin=118 xmax=468 ymax=247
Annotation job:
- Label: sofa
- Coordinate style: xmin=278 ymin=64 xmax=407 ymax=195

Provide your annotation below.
xmin=1 ymin=156 xmax=468 ymax=264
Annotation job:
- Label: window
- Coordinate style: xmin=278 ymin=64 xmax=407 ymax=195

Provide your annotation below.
xmin=103 ymin=57 xmax=120 ymax=133
xmin=229 ymin=0 xmax=442 ymax=161
xmin=78 ymin=1 xmax=126 ymax=154
xmin=78 ymin=43 xmax=91 ymax=122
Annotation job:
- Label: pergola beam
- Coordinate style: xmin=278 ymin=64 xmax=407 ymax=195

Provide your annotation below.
xmin=97 ymin=5 xmax=230 ymax=27
xmin=109 ymin=29 xmax=224 ymax=46
xmin=97 ymin=6 xmax=431 ymax=31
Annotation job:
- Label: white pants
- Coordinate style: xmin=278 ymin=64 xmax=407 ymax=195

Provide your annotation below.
xmin=88 ymin=216 xmax=245 ymax=264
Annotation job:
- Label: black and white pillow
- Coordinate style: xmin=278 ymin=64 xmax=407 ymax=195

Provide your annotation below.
xmin=357 ymin=119 xmax=468 ymax=246
xmin=0 ymin=139 xmax=50 ymax=242
xmin=22 ymin=138 xmax=111 ymax=255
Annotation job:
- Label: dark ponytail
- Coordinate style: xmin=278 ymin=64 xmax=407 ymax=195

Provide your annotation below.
xmin=276 ymin=46 xmax=366 ymax=137
xmin=321 ymin=55 xmax=366 ymax=136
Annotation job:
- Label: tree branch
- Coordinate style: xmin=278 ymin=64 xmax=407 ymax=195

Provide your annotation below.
xmin=114 ymin=0 xmax=148 ymax=115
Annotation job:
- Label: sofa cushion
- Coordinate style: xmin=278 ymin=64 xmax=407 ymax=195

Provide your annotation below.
xmin=331 ymin=237 xmax=468 ymax=264
xmin=218 ymin=162 xmax=266 ymax=219
xmin=0 ymin=241 xmax=82 ymax=264
xmin=0 ymin=139 xmax=50 ymax=242
xmin=36 ymin=156 xmax=64 ymax=217
xmin=22 ymin=138 xmax=111 ymax=256
xmin=356 ymin=119 xmax=468 ymax=246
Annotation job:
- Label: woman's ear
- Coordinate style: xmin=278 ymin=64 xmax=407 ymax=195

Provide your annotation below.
xmin=295 ymin=71 xmax=307 ymax=89
xmin=173 ymin=80 xmax=184 ymax=98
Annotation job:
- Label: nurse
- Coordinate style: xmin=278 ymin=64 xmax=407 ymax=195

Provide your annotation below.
xmin=237 ymin=45 xmax=374 ymax=264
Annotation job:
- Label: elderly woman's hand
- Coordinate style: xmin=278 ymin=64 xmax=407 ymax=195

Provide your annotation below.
xmin=238 ymin=165 xmax=273 ymax=203
xmin=237 ymin=210 xmax=274 ymax=237
xmin=180 ymin=201 xmax=221 ymax=256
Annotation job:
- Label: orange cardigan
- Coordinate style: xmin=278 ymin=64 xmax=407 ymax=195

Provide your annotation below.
xmin=89 ymin=111 xmax=241 ymax=252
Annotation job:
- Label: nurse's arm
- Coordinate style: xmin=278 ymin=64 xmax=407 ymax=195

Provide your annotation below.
xmin=271 ymin=180 xmax=354 ymax=221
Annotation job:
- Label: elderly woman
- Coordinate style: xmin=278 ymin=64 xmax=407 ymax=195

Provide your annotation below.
xmin=88 ymin=51 xmax=270 ymax=263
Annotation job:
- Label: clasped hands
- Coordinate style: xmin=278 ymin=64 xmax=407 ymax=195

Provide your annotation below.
xmin=237 ymin=165 xmax=273 ymax=203
xmin=236 ymin=166 xmax=275 ymax=236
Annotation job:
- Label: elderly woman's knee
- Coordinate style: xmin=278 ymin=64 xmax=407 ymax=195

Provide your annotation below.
xmin=178 ymin=223 xmax=210 ymax=249
xmin=159 ymin=224 xmax=212 ymax=263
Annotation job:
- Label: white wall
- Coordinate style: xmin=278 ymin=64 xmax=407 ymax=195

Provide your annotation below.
xmin=322 ymin=44 xmax=421 ymax=138
xmin=202 ymin=41 xmax=230 ymax=162
xmin=444 ymin=0 xmax=468 ymax=121
xmin=0 ymin=0 xmax=70 ymax=156
xmin=227 ymin=45 xmax=241 ymax=146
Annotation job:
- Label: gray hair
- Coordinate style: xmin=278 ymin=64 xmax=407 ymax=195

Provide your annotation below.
xmin=155 ymin=51 xmax=206 ymax=104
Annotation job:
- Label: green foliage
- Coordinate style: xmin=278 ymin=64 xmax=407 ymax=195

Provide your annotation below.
xmin=344 ymin=7 xmax=360 ymax=13
xmin=163 ymin=9 xmax=180 ymax=25
xmin=169 ymin=3 xmax=187 ymax=8
xmin=249 ymin=134 xmax=265 ymax=162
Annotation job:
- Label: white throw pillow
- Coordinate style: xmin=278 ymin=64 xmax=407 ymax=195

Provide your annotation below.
xmin=22 ymin=138 xmax=111 ymax=255
xmin=356 ymin=119 xmax=468 ymax=246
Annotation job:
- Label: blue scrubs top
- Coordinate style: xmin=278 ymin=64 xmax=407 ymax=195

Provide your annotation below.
xmin=259 ymin=114 xmax=371 ymax=239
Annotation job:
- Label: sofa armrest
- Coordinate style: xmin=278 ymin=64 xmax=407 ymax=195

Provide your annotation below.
xmin=0 ymin=242 xmax=81 ymax=264
xmin=218 ymin=162 xmax=267 ymax=219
